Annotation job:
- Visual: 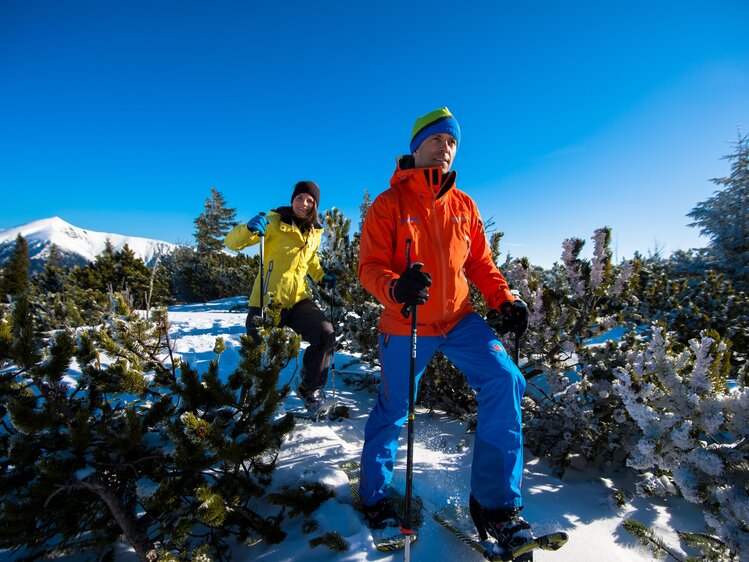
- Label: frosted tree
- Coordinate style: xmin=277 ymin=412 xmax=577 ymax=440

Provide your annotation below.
xmin=688 ymin=133 xmax=749 ymax=289
xmin=503 ymin=228 xmax=639 ymax=472
xmin=614 ymin=327 xmax=748 ymax=560
xmin=321 ymin=198 xmax=382 ymax=366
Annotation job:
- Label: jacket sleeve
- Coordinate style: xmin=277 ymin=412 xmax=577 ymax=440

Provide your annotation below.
xmin=307 ymin=233 xmax=325 ymax=282
xmin=463 ymin=202 xmax=515 ymax=309
xmin=224 ymin=222 xmax=261 ymax=251
xmin=358 ymin=194 xmax=401 ymax=306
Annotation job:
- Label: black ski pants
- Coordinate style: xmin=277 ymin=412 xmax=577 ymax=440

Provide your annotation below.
xmin=246 ymin=298 xmax=335 ymax=391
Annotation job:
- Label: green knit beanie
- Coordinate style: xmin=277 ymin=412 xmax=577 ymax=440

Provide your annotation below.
xmin=410 ymin=107 xmax=461 ymax=153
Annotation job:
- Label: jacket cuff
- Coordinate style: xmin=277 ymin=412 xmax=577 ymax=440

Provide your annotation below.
xmin=388 ymin=279 xmax=398 ymax=303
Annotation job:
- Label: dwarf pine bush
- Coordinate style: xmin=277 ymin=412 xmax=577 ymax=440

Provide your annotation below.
xmin=614 ymin=327 xmax=749 ymax=560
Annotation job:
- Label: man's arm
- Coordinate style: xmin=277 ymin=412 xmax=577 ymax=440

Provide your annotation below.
xmin=463 ymin=203 xmax=515 ymax=309
xmin=357 ymin=196 xmax=401 ymax=307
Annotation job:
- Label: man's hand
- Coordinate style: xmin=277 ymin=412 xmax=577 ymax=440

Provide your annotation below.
xmin=247 ymin=214 xmax=268 ymax=235
xmin=488 ymin=299 xmax=529 ymax=337
xmin=393 ymin=264 xmax=432 ymax=306
xmin=321 ymin=273 xmax=336 ymax=288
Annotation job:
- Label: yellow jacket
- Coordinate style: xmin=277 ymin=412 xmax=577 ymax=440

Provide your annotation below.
xmin=225 ymin=211 xmax=324 ymax=309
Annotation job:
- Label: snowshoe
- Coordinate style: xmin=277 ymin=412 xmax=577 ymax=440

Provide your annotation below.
xmin=294 ymin=380 xmax=339 ymax=419
xmin=362 ymin=497 xmax=402 ymax=530
xmin=469 ymin=495 xmax=534 ymax=560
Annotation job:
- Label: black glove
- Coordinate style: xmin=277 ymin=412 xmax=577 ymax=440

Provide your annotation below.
xmin=488 ymin=299 xmax=529 ymax=337
xmin=393 ymin=264 xmax=432 ymax=306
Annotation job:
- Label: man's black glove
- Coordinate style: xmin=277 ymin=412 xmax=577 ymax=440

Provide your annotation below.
xmin=488 ymin=299 xmax=529 ymax=337
xmin=393 ymin=264 xmax=432 ymax=306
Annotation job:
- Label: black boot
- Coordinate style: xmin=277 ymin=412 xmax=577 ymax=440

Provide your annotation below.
xmin=469 ymin=495 xmax=533 ymax=552
xmin=362 ymin=498 xmax=401 ymax=529
xmin=296 ymin=380 xmax=327 ymax=413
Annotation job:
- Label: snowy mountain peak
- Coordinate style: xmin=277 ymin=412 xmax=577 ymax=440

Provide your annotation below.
xmin=0 ymin=216 xmax=177 ymax=269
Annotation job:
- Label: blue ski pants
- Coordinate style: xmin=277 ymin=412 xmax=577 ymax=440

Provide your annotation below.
xmin=359 ymin=312 xmax=526 ymax=510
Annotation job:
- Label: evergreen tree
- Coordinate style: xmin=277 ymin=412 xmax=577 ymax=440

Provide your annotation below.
xmin=625 ymin=254 xmax=748 ymax=364
xmin=0 ymin=234 xmax=31 ymax=302
xmin=485 ymin=228 xmax=639 ymax=473
xmin=614 ymin=327 xmax=748 ymax=560
xmin=194 ymin=187 xmax=237 ymax=255
xmin=688 ymin=133 xmax=749 ymax=289
xmin=35 ymin=244 xmax=66 ymax=294
xmin=324 ymin=197 xmax=382 ymax=367
xmin=166 ymin=245 xmax=256 ymax=303
xmin=72 ymin=243 xmax=170 ymax=311
xmin=0 ymin=295 xmax=298 ymax=560
xmin=31 ymin=247 xmax=88 ymax=331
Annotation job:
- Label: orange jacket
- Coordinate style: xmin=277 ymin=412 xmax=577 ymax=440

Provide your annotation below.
xmin=358 ymin=159 xmax=515 ymax=336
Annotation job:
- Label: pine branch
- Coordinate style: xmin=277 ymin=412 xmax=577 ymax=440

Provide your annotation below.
xmin=676 ymin=531 xmax=732 ymax=561
xmin=622 ymin=518 xmax=686 ymax=562
xmin=308 ymin=531 xmax=349 ymax=552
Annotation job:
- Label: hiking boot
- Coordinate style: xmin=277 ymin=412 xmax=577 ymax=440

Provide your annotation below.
xmin=362 ymin=498 xmax=401 ymax=529
xmin=296 ymin=382 xmax=327 ymax=413
xmin=469 ymin=495 xmax=533 ymax=552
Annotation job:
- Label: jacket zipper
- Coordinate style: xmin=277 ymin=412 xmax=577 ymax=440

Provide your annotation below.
xmin=430 ymin=194 xmax=448 ymax=336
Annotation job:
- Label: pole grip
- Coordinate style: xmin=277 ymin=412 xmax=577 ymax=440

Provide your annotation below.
xmin=400 ymin=262 xmax=424 ymax=318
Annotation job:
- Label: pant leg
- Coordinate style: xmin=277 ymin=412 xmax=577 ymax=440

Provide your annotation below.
xmin=245 ymin=306 xmax=262 ymax=344
xmin=440 ymin=313 xmax=526 ymax=510
xmin=283 ymin=299 xmax=335 ymax=390
xmin=359 ymin=332 xmax=439 ymax=507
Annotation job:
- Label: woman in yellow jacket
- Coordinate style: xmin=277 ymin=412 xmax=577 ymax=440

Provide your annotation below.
xmin=225 ymin=181 xmax=336 ymax=412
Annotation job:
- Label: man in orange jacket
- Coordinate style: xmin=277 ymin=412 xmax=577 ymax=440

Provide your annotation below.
xmin=357 ymin=107 xmax=532 ymax=550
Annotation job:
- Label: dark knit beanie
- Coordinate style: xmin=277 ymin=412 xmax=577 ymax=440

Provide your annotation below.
xmin=291 ymin=181 xmax=320 ymax=206
xmin=410 ymin=107 xmax=461 ymax=154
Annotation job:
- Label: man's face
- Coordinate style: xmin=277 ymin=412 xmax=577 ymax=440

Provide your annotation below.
xmin=413 ymin=133 xmax=457 ymax=173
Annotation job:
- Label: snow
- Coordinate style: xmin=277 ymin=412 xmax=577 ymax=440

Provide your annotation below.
xmin=0 ymin=216 xmax=175 ymax=265
xmin=114 ymin=297 xmax=705 ymax=561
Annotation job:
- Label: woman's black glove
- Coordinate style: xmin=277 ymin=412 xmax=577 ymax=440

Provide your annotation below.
xmin=393 ymin=264 xmax=432 ymax=306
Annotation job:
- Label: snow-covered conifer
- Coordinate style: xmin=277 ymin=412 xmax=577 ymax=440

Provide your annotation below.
xmin=614 ymin=327 xmax=748 ymax=559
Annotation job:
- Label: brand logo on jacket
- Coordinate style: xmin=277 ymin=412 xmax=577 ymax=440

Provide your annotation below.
xmin=401 ymin=217 xmax=421 ymax=224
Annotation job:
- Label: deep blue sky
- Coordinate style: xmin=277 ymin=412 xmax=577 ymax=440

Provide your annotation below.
xmin=2 ymin=1 xmax=747 ymax=267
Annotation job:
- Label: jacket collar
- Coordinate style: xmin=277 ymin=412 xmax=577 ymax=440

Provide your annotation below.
xmin=391 ymin=155 xmax=457 ymax=199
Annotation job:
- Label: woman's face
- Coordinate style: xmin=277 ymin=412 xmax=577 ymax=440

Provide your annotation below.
xmin=292 ymin=193 xmax=316 ymax=219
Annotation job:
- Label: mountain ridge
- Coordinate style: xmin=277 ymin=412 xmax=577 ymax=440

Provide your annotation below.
xmin=0 ymin=216 xmax=177 ymax=271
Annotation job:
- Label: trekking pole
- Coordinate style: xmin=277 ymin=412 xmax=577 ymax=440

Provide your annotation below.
xmin=513 ymin=330 xmax=520 ymax=366
xmin=258 ymin=213 xmax=266 ymax=321
xmin=328 ymin=276 xmax=337 ymax=400
xmin=400 ymin=239 xmax=418 ymax=561
xmin=403 ymin=294 xmax=418 ymax=561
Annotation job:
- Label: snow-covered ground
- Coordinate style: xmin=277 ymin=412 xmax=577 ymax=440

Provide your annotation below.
xmin=121 ymin=297 xmax=707 ymax=561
